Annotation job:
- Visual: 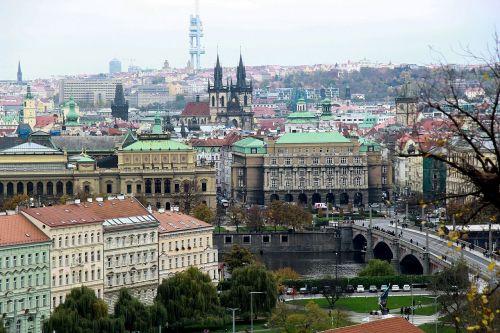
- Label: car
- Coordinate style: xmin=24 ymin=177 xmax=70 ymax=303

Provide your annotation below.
xmin=345 ymin=285 xmax=355 ymax=293
xmin=356 ymin=285 xmax=365 ymax=293
xmin=299 ymin=287 xmax=308 ymax=294
xmin=403 ymin=284 xmax=411 ymax=292
xmin=380 ymin=284 xmax=388 ymax=291
xmin=369 ymin=285 xmax=377 ymax=293
xmin=311 ymin=286 xmax=319 ymax=294
xmin=286 ymin=288 xmax=294 ymax=295
xmin=391 ymin=285 xmax=400 ymax=292
xmin=335 ymin=286 xmax=343 ymax=293
xmin=220 ymin=199 xmax=229 ymax=208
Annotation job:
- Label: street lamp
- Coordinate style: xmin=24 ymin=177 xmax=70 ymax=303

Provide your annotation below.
xmin=250 ymin=291 xmax=265 ymax=333
xmin=226 ymin=308 xmax=239 ymax=333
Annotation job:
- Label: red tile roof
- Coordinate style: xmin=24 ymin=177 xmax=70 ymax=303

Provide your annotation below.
xmin=320 ymin=317 xmax=424 ymax=333
xmin=22 ymin=197 xmax=149 ymax=228
xmin=154 ymin=211 xmax=212 ymax=234
xmin=181 ymin=102 xmax=210 ymax=117
xmin=0 ymin=214 xmax=50 ymax=247
xmin=35 ymin=115 xmax=56 ymax=128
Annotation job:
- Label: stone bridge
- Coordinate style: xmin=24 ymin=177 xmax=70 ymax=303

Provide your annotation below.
xmin=344 ymin=224 xmax=451 ymax=275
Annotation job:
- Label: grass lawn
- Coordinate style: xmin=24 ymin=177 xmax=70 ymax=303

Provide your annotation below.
xmin=418 ymin=323 xmax=458 ymax=333
xmin=289 ymin=295 xmax=434 ymax=314
xmin=210 ymin=319 xmax=270 ymax=333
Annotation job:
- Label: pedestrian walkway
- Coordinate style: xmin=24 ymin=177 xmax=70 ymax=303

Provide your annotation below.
xmin=344 ymin=310 xmax=438 ymax=326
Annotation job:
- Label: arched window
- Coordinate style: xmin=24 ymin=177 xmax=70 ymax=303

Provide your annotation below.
xmin=46 ymin=182 xmax=53 ymax=195
xmin=17 ymin=182 xmax=24 ymax=194
xmin=220 ymin=96 xmax=225 ymax=107
xmin=56 ymin=181 xmax=63 ymax=195
xmin=7 ymin=182 xmax=14 ymax=195
xmin=66 ymin=181 xmax=73 ymax=195
xmin=16 ymin=319 xmax=21 ymax=333
xmin=27 ymin=182 xmax=34 ymax=195
xmin=244 ymin=95 xmax=248 ymax=106
xmin=211 ymin=96 xmax=215 ymax=107
xmin=36 ymin=182 xmax=43 ymax=195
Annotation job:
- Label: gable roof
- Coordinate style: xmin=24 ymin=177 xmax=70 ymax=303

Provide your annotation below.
xmin=122 ymin=139 xmax=191 ymax=151
xmin=233 ymin=137 xmax=265 ymax=148
xmin=276 ymin=132 xmax=351 ymax=144
xmin=0 ymin=214 xmax=50 ymax=247
xmin=154 ymin=211 xmax=212 ymax=234
xmin=181 ymin=102 xmax=210 ymax=117
xmin=320 ymin=317 xmax=424 ymax=333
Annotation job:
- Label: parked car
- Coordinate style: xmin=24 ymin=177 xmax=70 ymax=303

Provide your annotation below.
xmin=286 ymin=288 xmax=294 ymax=295
xmin=403 ymin=284 xmax=411 ymax=292
xmin=335 ymin=286 xmax=343 ymax=293
xmin=369 ymin=285 xmax=377 ymax=293
xmin=311 ymin=286 xmax=319 ymax=294
xmin=380 ymin=284 xmax=388 ymax=292
xmin=299 ymin=287 xmax=308 ymax=294
xmin=356 ymin=285 xmax=365 ymax=293
xmin=391 ymin=285 xmax=400 ymax=292
xmin=345 ymin=285 xmax=355 ymax=293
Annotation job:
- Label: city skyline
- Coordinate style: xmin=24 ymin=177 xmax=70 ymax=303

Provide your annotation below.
xmin=0 ymin=0 xmax=499 ymax=79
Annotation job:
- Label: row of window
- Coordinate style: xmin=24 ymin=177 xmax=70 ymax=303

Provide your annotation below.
xmin=0 ymin=273 xmax=48 ymax=291
xmin=270 ymin=167 xmax=365 ymax=176
xmin=270 ymin=177 xmax=365 ymax=188
xmin=160 ymin=236 xmax=211 ymax=252
xmin=0 ymin=294 xmax=48 ymax=314
xmin=160 ymin=252 xmax=216 ymax=270
xmin=52 ymin=269 xmax=101 ymax=287
xmin=106 ymin=251 xmax=156 ymax=268
xmin=106 ymin=232 xmax=156 ymax=248
xmin=0 ymin=252 xmax=48 ymax=269
xmin=53 ymin=232 xmax=101 ymax=248
xmin=107 ymin=268 xmax=156 ymax=287
xmin=225 ymin=234 xmax=289 ymax=244
xmin=271 ymin=156 xmax=363 ymax=165
xmin=52 ymin=250 xmax=101 ymax=268
xmin=275 ymin=147 xmax=354 ymax=154
xmin=124 ymin=179 xmax=208 ymax=195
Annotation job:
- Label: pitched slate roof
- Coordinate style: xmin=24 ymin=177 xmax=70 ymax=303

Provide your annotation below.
xmin=276 ymin=132 xmax=351 ymax=144
xmin=0 ymin=214 xmax=50 ymax=247
xmin=52 ymin=135 xmax=124 ymax=153
xmin=122 ymin=139 xmax=191 ymax=151
xmin=0 ymin=142 xmax=62 ymax=154
xmin=181 ymin=102 xmax=210 ymax=117
xmin=320 ymin=317 xmax=424 ymax=333
xmin=154 ymin=211 xmax=212 ymax=234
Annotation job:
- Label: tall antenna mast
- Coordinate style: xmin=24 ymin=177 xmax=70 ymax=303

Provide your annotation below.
xmin=189 ymin=0 xmax=205 ymax=71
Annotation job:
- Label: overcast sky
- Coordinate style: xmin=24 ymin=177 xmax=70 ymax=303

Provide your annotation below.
xmin=0 ymin=0 xmax=498 ymax=79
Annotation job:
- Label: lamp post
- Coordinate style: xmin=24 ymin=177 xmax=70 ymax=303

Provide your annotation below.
xmin=428 ymin=295 xmax=441 ymax=333
xmin=250 ymin=291 xmax=265 ymax=333
xmin=226 ymin=308 xmax=239 ymax=333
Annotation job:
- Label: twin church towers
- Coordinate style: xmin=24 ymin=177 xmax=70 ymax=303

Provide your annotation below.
xmin=207 ymin=54 xmax=253 ymax=130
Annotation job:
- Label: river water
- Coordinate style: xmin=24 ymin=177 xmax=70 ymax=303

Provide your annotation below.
xmin=256 ymin=252 xmax=365 ymax=278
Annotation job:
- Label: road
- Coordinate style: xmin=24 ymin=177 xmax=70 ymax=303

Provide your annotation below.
xmin=354 ymin=215 xmax=499 ymax=282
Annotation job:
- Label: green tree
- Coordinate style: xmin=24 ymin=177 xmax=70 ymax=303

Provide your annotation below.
xmin=223 ymin=244 xmax=256 ymax=273
xmin=155 ymin=267 xmax=225 ymax=331
xmin=221 ymin=264 xmax=278 ymax=320
xmin=358 ymin=259 xmax=397 ymax=276
xmin=114 ymin=289 xmax=151 ymax=333
xmin=192 ymin=202 xmax=215 ymax=223
xmin=269 ymin=301 xmax=331 ymax=333
xmin=43 ymin=286 xmax=125 ymax=333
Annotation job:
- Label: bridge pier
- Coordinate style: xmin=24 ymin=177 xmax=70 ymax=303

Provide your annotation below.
xmin=422 ymin=253 xmax=430 ymax=275
xmin=365 ymin=229 xmax=374 ymax=261
xmin=340 ymin=224 xmax=353 ymax=252
xmin=391 ymin=239 xmax=401 ymax=273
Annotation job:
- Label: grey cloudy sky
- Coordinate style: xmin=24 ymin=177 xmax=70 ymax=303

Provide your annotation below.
xmin=0 ymin=0 xmax=498 ymax=79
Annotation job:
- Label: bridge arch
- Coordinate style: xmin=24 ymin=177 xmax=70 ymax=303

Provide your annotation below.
xmin=373 ymin=241 xmax=393 ymax=262
xmin=270 ymin=193 xmax=279 ymax=202
xmin=353 ymin=234 xmax=367 ymax=251
xmin=284 ymin=193 xmax=293 ymax=202
xmin=400 ymin=254 xmax=424 ymax=275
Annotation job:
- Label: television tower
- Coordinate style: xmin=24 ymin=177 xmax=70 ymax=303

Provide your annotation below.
xmin=189 ymin=0 xmax=205 ymax=70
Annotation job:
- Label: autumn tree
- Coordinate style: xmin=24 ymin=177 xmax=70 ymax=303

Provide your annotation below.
xmin=2 ymin=194 xmax=30 ymax=210
xmin=265 ymin=200 xmax=286 ymax=231
xmin=228 ymin=205 xmax=246 ymax=233
xmin=246 ymin=205 xmax=264 ymax=231
xmin=192 ymin=202 xmax=215 ymax=223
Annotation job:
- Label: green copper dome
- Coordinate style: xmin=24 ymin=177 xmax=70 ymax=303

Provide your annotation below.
xmin=66 ymin=97 xmax=79 ymax=126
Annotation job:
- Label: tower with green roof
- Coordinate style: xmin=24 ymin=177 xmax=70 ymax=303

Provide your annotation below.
xmin=65 ymin=97 xmax=79 ymax=126
xmin=21 ymin=85 xmax=37 ymax=129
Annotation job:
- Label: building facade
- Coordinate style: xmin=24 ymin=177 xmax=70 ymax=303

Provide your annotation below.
xmin=101 ymin=199 xmax=159 ymax=310
xmin=155 ymin=210 xmax=218 ymax=283
xmin=21 ymin=205 xmax=105 ymax=311
xmin=0 ymin=215 xmax=51 ymax=333
xmin=59 ymin=79 xmax=122 ymax=104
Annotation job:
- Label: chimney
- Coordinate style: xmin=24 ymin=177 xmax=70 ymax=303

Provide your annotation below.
xmin=195 ymin=95 xmax=200 ymax=102
xmin=96 ymin=197 xmax=104 ymax=202
xmin=147 ymin=204 xmax=153 ymax=213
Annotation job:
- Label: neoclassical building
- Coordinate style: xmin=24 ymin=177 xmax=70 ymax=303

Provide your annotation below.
xmin=0 ymin=128 xmax=216 ymax=212
xmin=0 ymin=215 xmax=51 ymax=333
xmin=232 ymin=132 xmax=391 ymax=207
